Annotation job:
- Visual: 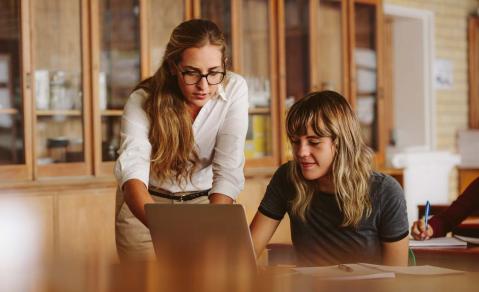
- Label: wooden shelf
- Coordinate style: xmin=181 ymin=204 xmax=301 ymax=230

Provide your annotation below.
xmin=101 ymin=110 xmax=123 ymax=116
xmin=356 ymin=91 xmax=377 ymax=97
xmin=249 ymin=107 xmax=270 ymax=115
xmin=36 ymin=110 xmax=82 ymax=116
xmin=0 ymin=108 xmax=19 ymax=115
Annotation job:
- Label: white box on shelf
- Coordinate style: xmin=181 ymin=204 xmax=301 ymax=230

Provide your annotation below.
xmin=34 ymin=70 xmax=50 ymax=110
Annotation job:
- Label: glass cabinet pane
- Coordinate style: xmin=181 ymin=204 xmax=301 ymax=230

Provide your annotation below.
xmin=99 ymin=0 xmax=141 ymax=162
xmin=354 ymin=3 xmax=378 ymax=150
xmin=33 ymin=0 xmax=84 ymax=165
xmin=0 ymin=0 xmax=24 ymax=165
xmin=242 ymin=0 xmax=272 ymax=159
xmin=148 ymin=0 xmax=184 ymax=74
xmin=317 ymin=0 xmax=346 ymax=94
xmin=200 ymin=0 xmax=232 ymax=63
xmin=285 ymin=0 xmax=310 ymax=103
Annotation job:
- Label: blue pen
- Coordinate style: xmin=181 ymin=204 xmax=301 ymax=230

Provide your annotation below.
xmin=424 ymin=200 xmax=431 ymax=231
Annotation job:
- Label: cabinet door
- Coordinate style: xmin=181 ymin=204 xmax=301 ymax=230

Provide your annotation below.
xmin=92 ymin=0 xmax=185 ymax=176
xmin=0 ymin=0 xmax=30 ymax=180
xmin=241 ymin=0 xmax=279 ymax=166
xmin=91 ymin=0 xmax=141 ymax=176
xmin=314 ymin=0 xmax=349 ymax=95
xmin=32 ymin=0 xmax=91 ymax=177
xmin=198 ymin=0 xmax=234 ymax=68
xmin=349 ymin=0 xmax=385 ymax=164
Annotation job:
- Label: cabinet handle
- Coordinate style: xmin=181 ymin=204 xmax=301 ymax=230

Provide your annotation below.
xmin=25 ymin=72 xmax=31 ymax=89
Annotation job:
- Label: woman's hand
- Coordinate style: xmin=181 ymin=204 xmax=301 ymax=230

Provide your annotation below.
xmin=410 ymin=219 xmax=434 ymax=240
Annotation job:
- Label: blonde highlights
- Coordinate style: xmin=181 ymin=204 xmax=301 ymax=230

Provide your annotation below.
xmin=134 ymin=19 xmax=227 ymax=186
xmin=286 ymin=91 xmax=373 ymax=227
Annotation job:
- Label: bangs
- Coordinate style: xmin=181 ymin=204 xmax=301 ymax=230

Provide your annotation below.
xmin=286 ymin=104 xmax=332 ymax=140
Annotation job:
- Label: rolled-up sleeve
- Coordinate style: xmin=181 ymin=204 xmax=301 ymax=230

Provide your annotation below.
xmin=211 ymin=78 xmax=249 ymax=199
xmin=114 ymin=90 xmax=151 ymax=190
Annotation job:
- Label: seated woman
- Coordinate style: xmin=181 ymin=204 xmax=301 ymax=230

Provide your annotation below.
xmin=250 ymin=90 xmax=409 ymax=267
xmin=411 ymin=177 xmax=479 ymax=240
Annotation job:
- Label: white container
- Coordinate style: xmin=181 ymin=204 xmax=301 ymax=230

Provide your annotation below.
xmin=34 ymin=70 xmax=49 ymax=110
xmin=392 ymin=150 xmax=460 ymax=226
xmin=99 ymin=72 xmax=107 ymax=110
xmin=356 ymin=68 xmax=377 ymax=93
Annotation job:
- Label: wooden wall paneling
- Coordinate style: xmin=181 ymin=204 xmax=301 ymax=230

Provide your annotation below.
xmin=231 ymin=0 xmax=241 ymax=72
xmin=469 ymin=17 xmax=479 ymax=129
xmin=309 ymin=0 xmax=319 ymax=91
xmin=374 ymin=0 xmax=385 ymax=166
xmin=139 ymin=0 xmax=150 ymax=79
xmin=56 ymin=188 xmax=117 ymax=261
xmin=29 ymin=0 xmax=38 ymax=179
xmin=81 ymin=0 xmax=93 ymax=176
xmin=269 ymin=0 xmax=280 ymax=167
xmin=347 ymin=0 xmax=356 ymax=107
xmin=277 ymin=0 xmax=288 ymax=165
xmin=90 ymin=0 xmax=101 ymax=176
xmin=22 ymin=0 xmax=33 ymax=180
xmin=341 ymin=0 xmax=350 ymax=97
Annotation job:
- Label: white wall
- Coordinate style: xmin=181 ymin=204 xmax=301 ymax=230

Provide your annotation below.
xmin=392 ymin=18 xmax=429 ymax=150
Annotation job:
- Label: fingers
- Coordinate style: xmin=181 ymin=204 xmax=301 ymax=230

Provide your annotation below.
xmin=410 ymin=220 xmax=434 ymax=240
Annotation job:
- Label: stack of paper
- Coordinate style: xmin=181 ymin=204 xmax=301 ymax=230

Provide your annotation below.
xmin=293 ymin=264 xmax=395 ymax=281
xmin=292 ymin=263 xmax=464 ymax=280
xmin=454 ymin=235 xmax=479 ymax=245
xmin=409 ymin=237 xmax=468 ymax=247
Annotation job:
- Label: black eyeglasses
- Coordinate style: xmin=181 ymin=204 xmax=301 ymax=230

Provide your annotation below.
xmin=177 ymin=65 xmax=226 ymax=85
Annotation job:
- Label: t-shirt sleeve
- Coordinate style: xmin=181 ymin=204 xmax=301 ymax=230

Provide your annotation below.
xmin=258 ymin=164 xmax=291 ymax=221
xmin=377 ymin=175 xmax=409 ymax=242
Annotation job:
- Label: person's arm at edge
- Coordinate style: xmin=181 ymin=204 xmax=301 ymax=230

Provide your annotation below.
xmin=427 ymin=177 xmax=479 ymax=237
xmin=250 ymin=212 xmax=281 ymax=258
xmin=381 ymin=236 xmax=409 ymax=266
xmin=123 ymin=179 xmax=155 ymax=227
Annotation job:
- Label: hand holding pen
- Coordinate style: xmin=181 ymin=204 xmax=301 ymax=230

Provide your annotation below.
xmin=410 ymin=200 xmax=434 ymax=240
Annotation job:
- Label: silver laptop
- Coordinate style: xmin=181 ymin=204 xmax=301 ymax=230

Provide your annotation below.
xmin=145 ymin=204 xmax=257 ymax=274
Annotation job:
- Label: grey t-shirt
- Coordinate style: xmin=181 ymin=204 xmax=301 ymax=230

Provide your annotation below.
xmin=259 ymin=162 xmax=409 ymax=266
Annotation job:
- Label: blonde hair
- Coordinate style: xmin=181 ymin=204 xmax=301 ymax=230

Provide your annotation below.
xmin=286 ymin=91 xmax=373 ymax=227
xmin=134 ymin=19 xmax=227 ymax=186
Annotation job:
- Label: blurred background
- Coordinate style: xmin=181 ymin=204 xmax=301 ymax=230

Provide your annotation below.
xmin=0 ymin=0 xmax=478 ymax=270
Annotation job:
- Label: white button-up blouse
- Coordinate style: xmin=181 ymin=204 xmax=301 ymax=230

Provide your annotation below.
xmin=114 ymin=71 xmax=249 ymax=200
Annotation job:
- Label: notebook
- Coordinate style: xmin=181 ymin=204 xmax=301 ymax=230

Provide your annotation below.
xmin=145 ymin=204 xmax=257 ymax=273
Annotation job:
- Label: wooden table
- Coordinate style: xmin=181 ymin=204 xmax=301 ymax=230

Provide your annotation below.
xmin=7 ymin=258 xmax=478 ymax=292
xmin=412 ymin=245 xmax=479 ymax=272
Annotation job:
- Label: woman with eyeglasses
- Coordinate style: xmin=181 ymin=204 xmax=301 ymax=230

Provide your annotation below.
xmin=114 ymin=19 xmax=248 ymax=260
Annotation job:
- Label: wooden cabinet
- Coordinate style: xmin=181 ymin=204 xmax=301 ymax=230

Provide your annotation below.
xmin=0 ymin=0 xmax=387 ymax=182
xmin=197 ymin=0 xmax=385 ymax=165
xmin=0 ymin=0 xmax=185 ymax=181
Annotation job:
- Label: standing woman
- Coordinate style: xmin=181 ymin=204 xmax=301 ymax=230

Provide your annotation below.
xmin=114 ymin=19 xmax=248 ymax=260
xmin=250 ymin=91 xmax=409 ymax=266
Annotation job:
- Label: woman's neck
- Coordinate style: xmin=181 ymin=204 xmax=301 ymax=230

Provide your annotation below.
xmin=316 ymin=175 xmax=335 ymax=194
xmin=188 ymin=104 xmax=201 ymax=121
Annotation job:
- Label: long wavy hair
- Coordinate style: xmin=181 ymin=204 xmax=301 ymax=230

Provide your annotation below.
xmin=286 ymin=91 xmax=373 ymax=227
xmin=134 ymin=19 xmax=227 ymax=186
